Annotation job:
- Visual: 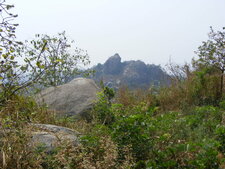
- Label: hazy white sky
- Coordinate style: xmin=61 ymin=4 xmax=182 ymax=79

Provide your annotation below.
xmin=10 ymin=0 xmax=225 ymax=67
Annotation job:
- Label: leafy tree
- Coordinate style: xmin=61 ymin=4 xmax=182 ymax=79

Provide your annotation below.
xmin=0 ymin=1 xmax=22 ymax=102
xmin=193 ymin=27 xmax=225 ymax=99
xmin=19 ymin=32 xmax=91 ymax=88
xmin=0 ymin=1 xmax=19 ymax=47
xmin=0 ymin=2 xmax=90 ymax=104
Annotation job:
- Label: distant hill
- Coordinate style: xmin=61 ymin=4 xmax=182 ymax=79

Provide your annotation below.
xmin=90 ymin=53 xmax=170 ymax=89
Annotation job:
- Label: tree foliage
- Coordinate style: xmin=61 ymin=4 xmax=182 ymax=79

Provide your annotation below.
xmin=0 ymin=2 xmax=90 ymax=104
xmin=19 ymin=32 xmax=90 ymax=87
xmin=193 ymin=27 xmax=225 ymax=98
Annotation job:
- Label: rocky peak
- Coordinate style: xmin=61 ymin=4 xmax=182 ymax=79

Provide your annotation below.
xmin=91 ymin=54 xmax=169 ymax=89
xmin=104 ymin=53 xmax=121 ymax=65
xmin=103 ymin=53 xmax=123 ymax=75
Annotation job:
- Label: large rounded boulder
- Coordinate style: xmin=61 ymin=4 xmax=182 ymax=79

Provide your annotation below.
xmin=36 ymin=78 xmax=100 ymax=118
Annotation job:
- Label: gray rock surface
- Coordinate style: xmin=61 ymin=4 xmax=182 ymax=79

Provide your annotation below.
xmin=36 ymin=78 xmax=100 ymax=117
xmin=92 ymin=53 xmax=169 ymax=89
xmin=103 ymin=53 xmax=123 ymax=75
xmin=123 ymin=60 xmax=148 ymax=83
xmin=30 ymin=124 xmax=80 ymax=152
xmin=0 ymin=124 xmax=80 ymax=153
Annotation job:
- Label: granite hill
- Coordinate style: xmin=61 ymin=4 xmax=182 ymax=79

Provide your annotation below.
xmin=91 ymin=53 xmax=169 ymax=89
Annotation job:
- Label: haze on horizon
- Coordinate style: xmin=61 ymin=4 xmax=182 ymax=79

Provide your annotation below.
xmin=12 ymin=0 xmax=225 ymax=67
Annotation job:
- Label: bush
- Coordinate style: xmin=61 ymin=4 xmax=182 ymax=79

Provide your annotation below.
xmin=215 ymin=125 xmax=225 ymax=153
xmin=219 ymin=100 xmax=225 ymax=110
xmin=112 ymin=113 xmax=153 ymax=162
xmin=92 ymin=91 xmax=115 ymax=125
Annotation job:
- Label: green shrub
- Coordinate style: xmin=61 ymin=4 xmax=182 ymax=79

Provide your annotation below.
xmin=219 ymin=100 xmax=225 ymax=110
xmin=187 ymin=139 xmax=220 ymax=169
xmin=185 ymin=106 xmax=222 ymax=136
xmin=92 ymin=91 xmax=115 ymax=125
xmin=112 ymin=113 xmax=153 ymax=161
xmin=215 ymin=125 xmax=225 ymax=153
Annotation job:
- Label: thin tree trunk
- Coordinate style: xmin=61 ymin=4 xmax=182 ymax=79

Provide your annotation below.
xmin=221 ymin=70 xmax=224 ymax=99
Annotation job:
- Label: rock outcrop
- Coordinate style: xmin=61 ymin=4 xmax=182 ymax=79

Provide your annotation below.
xmin=36 ymin=78 xmax=100 ymax=118
xmin=103 ymin=53 xmax=123 ymax=75
xmin=92 ymin=54 xmax=169 ymax=89
xmin=0 ymin=124 xmax=80 ymax=153
xmin=30 ymin=124 xmax=80 ymax=152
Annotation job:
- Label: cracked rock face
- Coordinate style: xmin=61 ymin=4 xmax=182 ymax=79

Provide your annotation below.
xmin=36 ymin=78 xmax=100 ymax=118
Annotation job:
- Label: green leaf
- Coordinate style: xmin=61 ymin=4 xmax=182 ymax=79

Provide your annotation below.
xmin=2 ymin=54 xmax=8 ymax=59
xmin=20 ymin=66 xmax=27 ymax=71
xmin=36 ymin=61 xmax=41 ymax=68
xmin=55 ymin=59 xmax=63 ymax=63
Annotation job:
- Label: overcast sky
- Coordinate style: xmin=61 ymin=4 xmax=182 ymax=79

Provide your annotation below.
xmin=11 ymin=0 xmax=225 ymax=67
